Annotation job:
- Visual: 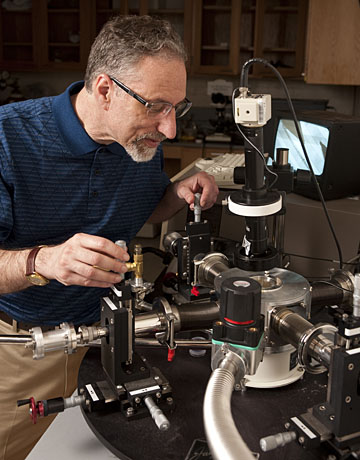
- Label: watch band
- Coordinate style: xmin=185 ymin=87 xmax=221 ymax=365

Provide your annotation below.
xmin=25 ymin=246 xmax=48 ymax=280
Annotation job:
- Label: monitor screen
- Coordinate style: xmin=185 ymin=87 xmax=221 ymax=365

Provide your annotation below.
xmin=274 ymin=119 xmax=330 ymax=175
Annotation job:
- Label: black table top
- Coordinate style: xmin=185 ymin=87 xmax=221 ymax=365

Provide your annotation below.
xmin=78 ymin=346 xmax=330 ymax=460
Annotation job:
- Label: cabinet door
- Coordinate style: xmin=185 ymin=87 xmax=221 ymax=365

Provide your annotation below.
xmin=192 ymin=0 xmax=242 ymax=75
xmin=94 ymin=1 xmax=192 ymax=63
xmin=0 ymin=2 xmax=37 ymax=70
xmin=305 ymin=0 xmax=360 ymax=85
xmin=40 ymin=0 xmax=93 ymax=70
xmin=252 ymin=0 xmax=308 ymax=78
xmin=95 ymin=0 xmax=132 ymax=36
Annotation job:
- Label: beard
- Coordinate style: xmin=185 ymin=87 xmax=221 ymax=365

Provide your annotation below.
xmin=125 ymin=133 xmax=167 ymax=163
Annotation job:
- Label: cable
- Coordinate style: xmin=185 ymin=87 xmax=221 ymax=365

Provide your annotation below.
xmin=231 ymin=89 xmax=279 ymax=189
xmin=312 ymin=280 xmax=353 ymax=294
xmin=237 ymin=58 xmax=344 ymax=269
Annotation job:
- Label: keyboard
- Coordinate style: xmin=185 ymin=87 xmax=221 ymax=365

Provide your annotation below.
xmin=195 ymin=153 xmax=245 ymax=186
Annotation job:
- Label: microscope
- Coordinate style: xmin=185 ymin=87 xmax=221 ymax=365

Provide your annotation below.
xmin=1 ymin=59 xmax=359 ymax=460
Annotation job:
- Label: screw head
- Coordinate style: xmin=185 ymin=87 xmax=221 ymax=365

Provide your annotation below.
xmin=345 ymin=396 xmax=352 ymax=403
xmin=284 ymin=422 xmax=291 ymax=430
xmin=126 ymin=407 xmax=134 ymax=415
xmin=329 ymin=415 xmax=335 ymax=421
xmin=319 ymin=405 xmax=326 ymax=411
xmin=298 ymin=436 xmax=305 ymax=445
xmin=348 ymin=363 xmax=354 ymax=371
xmin=156 ymin=392 xmax=162 ymax=399
xmin=166 ymin=397 xmax=173 ymax=405
xmin=134 ymin=397 xmax=141 ymax=404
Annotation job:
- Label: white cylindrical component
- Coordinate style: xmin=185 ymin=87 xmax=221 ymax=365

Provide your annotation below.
xmin=203 ymin=368 xmax=254 ymax=460
xmin=353 ymin=273 xmax=360 ymax=318
xmin=115 ymin=239 xmax=127 ymax=279
xmin=194 ymin=193 xmax=201 ymax=222
xmin=260 ymin=431 xmax=297 ymax=452
xmin=144 ymin=396 xmax=170 ymax=431
xmin=228 ymin=194 xmax=282 ymax=217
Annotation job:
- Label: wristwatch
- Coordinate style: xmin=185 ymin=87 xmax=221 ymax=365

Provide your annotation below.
xmin=25 ymin=246 xmax=50 ymax=286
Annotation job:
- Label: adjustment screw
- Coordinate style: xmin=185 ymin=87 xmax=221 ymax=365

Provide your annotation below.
xmin=298 ymin=437 xmax=305 ymax=445
xmin=134 ymin=397 xmax=141 ymax=404
xmin=329 ymin=415 xmax=335 ymax=421
xmin=348 ymin=363 xmax=354 ymax=371
xmin=345 ymin=396 xmax=352 ymax=403
xmin=319 ymin=405 xmax=326 ymax=411
xmin=156 ymin=392 xmax=162 ymax=399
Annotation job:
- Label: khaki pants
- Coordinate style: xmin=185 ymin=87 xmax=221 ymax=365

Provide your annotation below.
xmin=0 ymin=320 xmax=88 ymax=460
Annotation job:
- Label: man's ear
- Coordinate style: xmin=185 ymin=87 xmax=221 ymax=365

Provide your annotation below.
xmin=93 ymin=74 xmax=112 ymax=110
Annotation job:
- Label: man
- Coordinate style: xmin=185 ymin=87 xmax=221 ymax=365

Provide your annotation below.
xmin=0 ymin=15 xmax=218 ymax=460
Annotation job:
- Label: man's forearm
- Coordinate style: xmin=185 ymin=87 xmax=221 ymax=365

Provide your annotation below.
xmin=147 ymin=182 xmax=186 ymax=224
xmin=0 ymin=249 xmax=32 ymax=294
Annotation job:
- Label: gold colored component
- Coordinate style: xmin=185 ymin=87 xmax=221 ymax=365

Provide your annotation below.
xmin=125 ymin=244 xmax=143 ymax=281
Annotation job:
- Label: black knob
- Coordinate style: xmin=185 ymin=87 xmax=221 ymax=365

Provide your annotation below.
xmin=220 ymin=277 xmax=261 ymax=324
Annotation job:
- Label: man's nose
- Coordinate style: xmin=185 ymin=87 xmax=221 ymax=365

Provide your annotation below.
xmin=156 ymin=110 xmax=177 ymax=139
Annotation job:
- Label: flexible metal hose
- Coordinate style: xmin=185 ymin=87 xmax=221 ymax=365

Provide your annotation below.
xmin=203 ymin=368 xmax=254 ymax=460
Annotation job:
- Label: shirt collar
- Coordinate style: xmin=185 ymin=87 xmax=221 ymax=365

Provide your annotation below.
xmin=52 ymin=81 xmax=127 ymax=157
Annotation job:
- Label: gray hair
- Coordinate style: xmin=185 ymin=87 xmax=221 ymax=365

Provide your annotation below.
xmin=84 ymin=15 xmax=187 ymax=91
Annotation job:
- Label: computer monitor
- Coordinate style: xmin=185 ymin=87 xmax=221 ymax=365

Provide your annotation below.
xmin=273 ymin=110 xmax=360 ymax=200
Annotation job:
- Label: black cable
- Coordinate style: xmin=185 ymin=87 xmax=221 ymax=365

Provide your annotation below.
xmin=141 ymin=247 xmax=173 ymax=265
xmin=238 ymin=58 xmax=344 ymax=269
xmin=312 ymin=280 xmax=353 ymax=294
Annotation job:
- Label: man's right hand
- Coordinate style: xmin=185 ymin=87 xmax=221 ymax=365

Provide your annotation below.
xmin=35 ymin=233 xmax=130 ymax=288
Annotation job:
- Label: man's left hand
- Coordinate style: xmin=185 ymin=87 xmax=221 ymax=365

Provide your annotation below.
xmin=175 ymin=171 xmax=219 ymax=210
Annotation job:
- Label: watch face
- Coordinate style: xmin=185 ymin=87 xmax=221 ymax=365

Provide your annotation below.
xmin=26 ymin=273 xmax=49 ymax=286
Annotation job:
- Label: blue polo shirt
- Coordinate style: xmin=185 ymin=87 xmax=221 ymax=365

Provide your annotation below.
xmin=0 ymin=82 xmax=170 ymax=325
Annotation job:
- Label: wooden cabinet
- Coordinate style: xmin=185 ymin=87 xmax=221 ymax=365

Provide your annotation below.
xmin=0 ymin=0 xmax=93 ymax=71
xmin=94 ymin=1 xmax=193 ymax=61
xmin=191 ymin=0 xmax=307 ymax=77
xmin=0 ymin=3 xmax=36 ymax=70
xmin=251 ymin=0 xmax=308 ymax=78
xmin=191 ymin=0 xmax=242 ymax=75
xmin=2 ymin=0 xmax=358 ymax=85
xmin=304 ymin=0 xmax=360 ymax=85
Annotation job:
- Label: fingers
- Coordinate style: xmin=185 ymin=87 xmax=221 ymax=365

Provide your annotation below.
xmin=37 ymin=234 xmax=131 ymax=288
xmin=177 ymin=172 xmax=219 ymax=210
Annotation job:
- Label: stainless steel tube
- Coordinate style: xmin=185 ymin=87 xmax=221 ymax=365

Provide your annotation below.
xmin=203 ymin=366 xmax=254 ymax=460
xmin=0 ymin=335 xmax=33 ymax=344
xmin=135 ymin=311 xmax=166 ymax=336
